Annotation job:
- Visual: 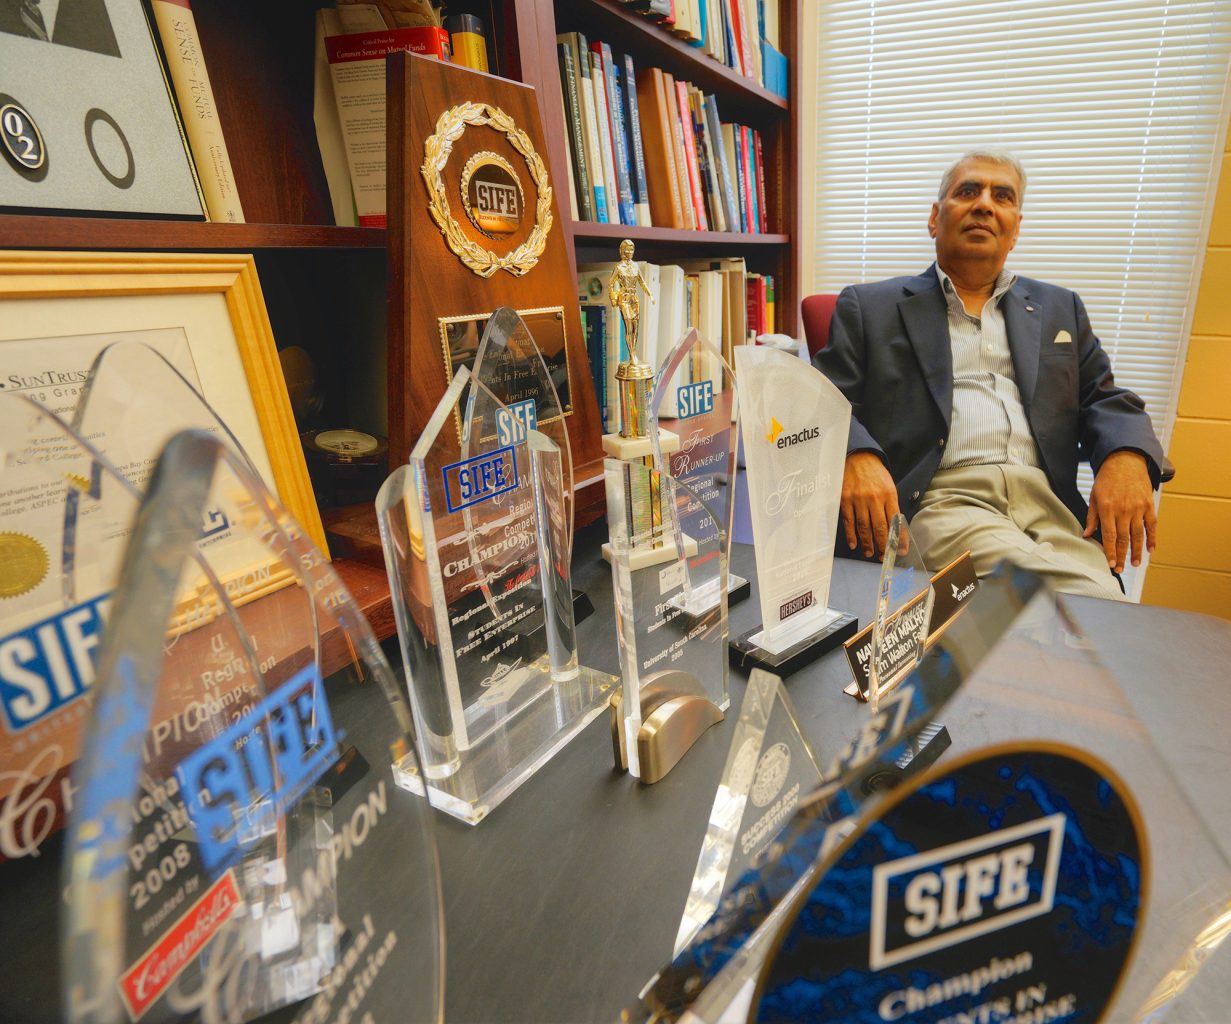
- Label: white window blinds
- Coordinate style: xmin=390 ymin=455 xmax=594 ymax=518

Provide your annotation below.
xmin=812 ymin=0 xmax=1231 ymax=479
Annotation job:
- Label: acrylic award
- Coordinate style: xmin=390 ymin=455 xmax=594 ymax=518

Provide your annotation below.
xmin=463 ymin=306 xmax=576 ymax=555
xmin=72 ymin=337 xmax=327 ymax=553
xmin=630 ymin=566 xmax=1051 ymax=1023
xmin=743 ymin=580 xmax=1231 ymax=1024
xmin=0 ymin=395 xmax=144 ymax=1022
xmin=651 ymin=327 xmax=749 ymax=617
xmin=729 ymin=345 xmax=857 ymax=676
xmin=378 ymin=365 xmax=614 ymax=826
xmin=606 ymin=459 xmax=728 ymax=784
xmin=675 ymin=669 xmax=824 ymax=955
xmin=867 ymin=513 xmax=935 ymax=710
xmin=61 ymin=431 xmax=444 ymax=1024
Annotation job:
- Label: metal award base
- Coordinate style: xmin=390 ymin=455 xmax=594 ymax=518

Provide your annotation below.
xmin=601 ymin=425 xmax=680 ymax=461
xmin=730 ymin=606 xmax=859 ymax=678
xmin=601 ymin=532 xmax=698 ymax=568
xmin=610 ymin=670 xmax=725 ymax=784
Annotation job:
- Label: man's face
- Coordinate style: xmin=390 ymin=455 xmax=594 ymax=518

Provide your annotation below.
xmin=929 ymin=158 xmax=1022 ymax=273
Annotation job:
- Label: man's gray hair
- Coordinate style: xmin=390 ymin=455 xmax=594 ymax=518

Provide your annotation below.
xmin=937 ymin=150 xmax=1027 ymax=205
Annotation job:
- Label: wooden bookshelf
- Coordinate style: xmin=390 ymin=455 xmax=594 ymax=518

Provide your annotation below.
xmin=0 ymin=0 xmax=803 ymax=644
xmin=559 ymin=0 xmax=791 ymax=116
xmin=515 ymin=0 xmax=803 ymax=335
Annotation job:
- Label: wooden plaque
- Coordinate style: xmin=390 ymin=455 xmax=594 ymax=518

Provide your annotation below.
xmin=387 ymin=52 xmax=605 ymax=518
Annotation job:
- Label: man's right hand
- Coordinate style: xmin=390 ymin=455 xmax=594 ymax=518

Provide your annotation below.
xmin=841 ymin=451 xmax=900 ymax=558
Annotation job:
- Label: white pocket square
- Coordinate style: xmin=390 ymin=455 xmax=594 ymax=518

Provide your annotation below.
xmin=1054 ymin=330 xmax=1072 ymax=345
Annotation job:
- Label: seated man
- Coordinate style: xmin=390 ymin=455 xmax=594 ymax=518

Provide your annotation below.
xmin=814 ymin=150 xmax=1165 ymax=599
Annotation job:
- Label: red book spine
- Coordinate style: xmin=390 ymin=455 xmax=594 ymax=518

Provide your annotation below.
xmin=741 ymin=126 xmax=756 ymax=234
xmin=675 ymin=80 xmax=708 ymax=230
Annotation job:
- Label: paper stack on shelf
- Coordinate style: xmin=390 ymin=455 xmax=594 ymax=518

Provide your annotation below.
xmin=314 ymin=2 xmax=451 ymax=227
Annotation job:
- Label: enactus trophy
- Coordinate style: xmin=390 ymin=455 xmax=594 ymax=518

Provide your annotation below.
xmin=601 ymin=240 xmax=692 ymax=564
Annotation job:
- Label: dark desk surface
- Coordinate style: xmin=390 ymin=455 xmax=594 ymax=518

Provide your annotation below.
xmin=431 ymin=522 xmax=1231 ymax=1024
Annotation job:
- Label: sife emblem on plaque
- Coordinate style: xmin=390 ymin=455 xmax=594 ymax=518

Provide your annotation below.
xmin=461 ymin=152 xmax=524 ymax=238
xmin=422 ymin=102 xmax=552 ymax=278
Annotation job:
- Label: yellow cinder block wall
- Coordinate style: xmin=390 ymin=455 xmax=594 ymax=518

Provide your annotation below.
xmin=1140 ymin=130 xmax=1231 ymax=619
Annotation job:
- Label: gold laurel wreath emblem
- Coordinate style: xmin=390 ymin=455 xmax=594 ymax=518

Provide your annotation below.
xmin=422 ymin=102 xmax=553 ymax=279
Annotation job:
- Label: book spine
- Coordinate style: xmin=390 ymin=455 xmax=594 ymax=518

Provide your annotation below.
xmin=601 ymin=44 xmax=637 ymax=226
xmin=742 ymin=125 xmax=758 ymax=233
xmin=582 ymin=305 xmax=608 ymax=432
xmin=150 ymin=0 xmax=244 ymax=222
xmin=574 ymin=34 xmax=609 ymax=223
xmin=765 ymin=273 xmax=775 ymax=334
xmin=742 ymin=0 xmax=763 ymax=84
xmin=662 ymin=74 xmax=695 ymax=230
xmin=674 ymin=80 xmax=707 ymax=230
xmin=690 ymin=0 xmax=708 ymax=49
xmin=706 ymin=98 xmax=737 ymax=233
xmin=727 ymin=0 xmax=746 ymax=76
xmin=589 ymin=49 xmax=621 ymax=224
xmin=691 ymin=88 xmax=723 ymax=232
xmin=636 ymin=69 xmax=684 ymax=229
xmin=557 ymin=42 xmax=594 ymax=221
xmin=730 ymin=125 xmax=747 ymax=232
xmin=753 ymin=128 xmax=768 ymax=232
xmin=622 ymin=53 xmax=652 ymax=227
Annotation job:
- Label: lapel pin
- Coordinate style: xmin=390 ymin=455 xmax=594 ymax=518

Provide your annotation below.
xmin=1026 ymin=304 xmax=1035 ymax=312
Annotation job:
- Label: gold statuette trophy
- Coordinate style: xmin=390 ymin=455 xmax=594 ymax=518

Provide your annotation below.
xmin=603 ymin=240 xmax=716 ymax=784
xmin=611 ymin=239 xmax=655 ymax=441
xmin=600 ymin=240 xmax=694 ymax=566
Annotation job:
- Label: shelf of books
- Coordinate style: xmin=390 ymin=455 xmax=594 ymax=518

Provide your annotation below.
xmin=0 ymin=0 xmax=800 ymax=643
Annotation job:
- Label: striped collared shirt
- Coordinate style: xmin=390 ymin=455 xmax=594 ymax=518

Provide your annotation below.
xmin=935 ymin=263 xmax=1042 ymax=471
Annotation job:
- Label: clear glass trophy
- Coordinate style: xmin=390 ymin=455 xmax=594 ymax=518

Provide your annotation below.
xmin=742 ymin=581 xmax=1231 ymax=1024
xmin=60 ymin=431 xmax=444 ymax=1024
xmin=462 ymin=306 xmax=576 ymax=555
xmin=729 ymin=344 xmax=858 ymax=676
xmin=650 ymin=328 xmax=748 ymax=617
xmin=634 ymin=566 xmax=1231 ymax=1024
xmin=868 ymin=513 xmax=935 ymax=710
xmin=605 ymin=459 xmax=728 ymax=783
xmin=0 ymin=395 xmax=142 ymax=1022
xmin=674 ymin=668 xmax=824 ymax=955
xmin=377 ymin=365 xmax=614 ymax=825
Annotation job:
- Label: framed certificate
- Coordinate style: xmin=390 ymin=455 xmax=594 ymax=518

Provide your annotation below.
xmin=0 ymin=250 xmax=324 ymax=552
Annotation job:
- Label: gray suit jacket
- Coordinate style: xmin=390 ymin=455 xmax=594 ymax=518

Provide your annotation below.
xmin=814 ymin=264 xmax=1165 ymax=528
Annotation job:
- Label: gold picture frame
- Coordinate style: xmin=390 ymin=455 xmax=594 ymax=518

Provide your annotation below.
xmin=0 ymin=250 xmax=326 ymax=554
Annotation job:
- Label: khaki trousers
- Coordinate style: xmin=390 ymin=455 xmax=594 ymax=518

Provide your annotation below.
xmin=909 ymin=465 xmax=1125 ymax=601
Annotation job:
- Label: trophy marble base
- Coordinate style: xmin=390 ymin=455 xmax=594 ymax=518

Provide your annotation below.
xmin=601 ymin=532 xmax=699 ymax=568
xmin=729 ymin=606 xmax=859 ymax=678
xmin=602 ymin=426 xmax=681 ymax=461
xmin=860 ymin=722 xmax=952 ymax=793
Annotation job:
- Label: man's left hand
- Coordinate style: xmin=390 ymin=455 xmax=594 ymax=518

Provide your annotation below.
xmin=1084 ymin=450 xmax=1158 ymax=573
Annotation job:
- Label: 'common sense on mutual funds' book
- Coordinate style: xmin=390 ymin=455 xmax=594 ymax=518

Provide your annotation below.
xmin=316 ymin=8 xmax=449 ymax=227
